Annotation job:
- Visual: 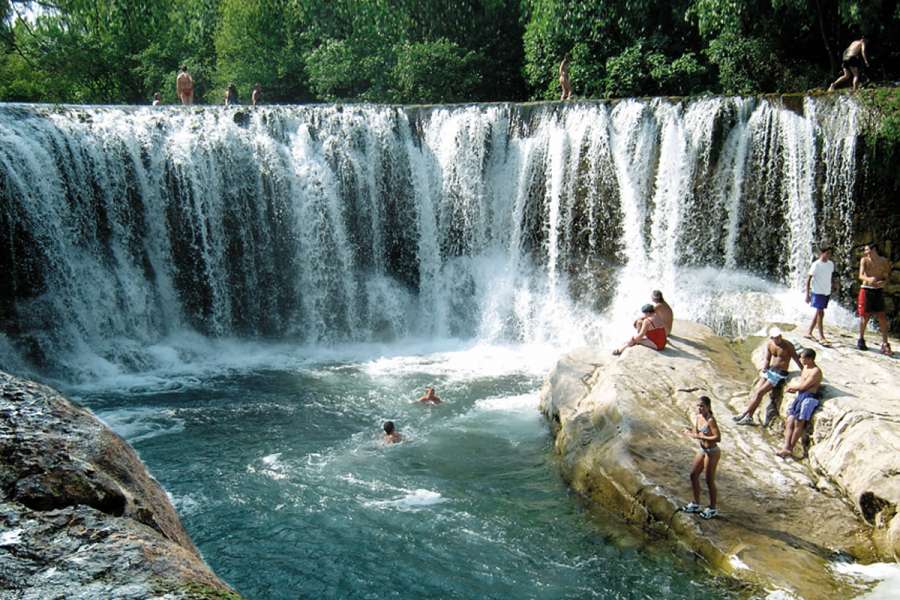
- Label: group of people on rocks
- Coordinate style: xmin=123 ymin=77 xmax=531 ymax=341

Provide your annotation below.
xmin=381 ymin=386 xmax=443 ymax=444
xmin=558 ymin=37 xmax=870 ymax=100
xmin=150 ymin=66 xmax=263 ymax=107
xmin=613 ymin=241 xmax=894 ymax=520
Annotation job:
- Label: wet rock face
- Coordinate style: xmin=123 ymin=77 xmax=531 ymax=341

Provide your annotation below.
xmin=0 ymin=371 xmax=240 ymax=599
xmin=540 ymin=321 xmax=897 ymax=599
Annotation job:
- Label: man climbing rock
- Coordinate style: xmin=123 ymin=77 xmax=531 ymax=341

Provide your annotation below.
xmin=829 ymin=37 xmax=869 ymax=92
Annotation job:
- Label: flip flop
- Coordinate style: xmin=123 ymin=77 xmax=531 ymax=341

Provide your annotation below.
xmin=819 ymin=338 xmax=833 ymax=347
xmin=612 ymin=349 xmax=622 ymax=356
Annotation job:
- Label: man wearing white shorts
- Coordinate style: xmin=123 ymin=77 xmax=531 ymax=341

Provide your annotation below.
xmin=805 ymin=245 xmax=835 ymax=346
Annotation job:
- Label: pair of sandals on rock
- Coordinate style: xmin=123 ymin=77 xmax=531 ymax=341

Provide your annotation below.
xmin=681 ymin=503 xmax=717 ymax=519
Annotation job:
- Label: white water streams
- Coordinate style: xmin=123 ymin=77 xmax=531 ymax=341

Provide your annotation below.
xmin=0 ymin=97 xmax=862 ymax=380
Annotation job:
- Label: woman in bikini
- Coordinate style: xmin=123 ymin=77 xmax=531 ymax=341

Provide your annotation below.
xmin=681 ymin=395 xmax=721 ymax=519
xmin=613 ymin=304 xmax=667 ymax=355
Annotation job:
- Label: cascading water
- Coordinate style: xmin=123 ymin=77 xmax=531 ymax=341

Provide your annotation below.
xmin=0 ymin=96 xmax=871 ymax=600
xmin=0 ymin=96 xmax=862 ymax=380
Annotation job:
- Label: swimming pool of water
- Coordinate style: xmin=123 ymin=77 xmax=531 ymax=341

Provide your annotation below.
xmin=73 ymin=342 xmax=736 ymax=599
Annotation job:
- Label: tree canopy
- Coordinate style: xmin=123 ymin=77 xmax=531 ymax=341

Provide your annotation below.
xmin=1 ymin=0 xmax=897 ymax=104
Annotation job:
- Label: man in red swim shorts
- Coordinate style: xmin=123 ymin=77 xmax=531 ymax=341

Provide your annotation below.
xmin=857 ymin=242 xmax=892 ymax=355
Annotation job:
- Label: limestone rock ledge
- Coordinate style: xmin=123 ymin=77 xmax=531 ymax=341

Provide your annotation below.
xmin=540 ymin=320 xmax=899 ymax=599
xmin=0 ymin=371 xmax=240 ymax=599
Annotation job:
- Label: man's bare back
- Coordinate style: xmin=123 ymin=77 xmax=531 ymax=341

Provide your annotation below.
xmin=844 ymin=40 xmax=865 ymax=59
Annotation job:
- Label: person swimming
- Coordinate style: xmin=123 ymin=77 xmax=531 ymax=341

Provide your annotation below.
xmin=383 ymin=421 xmax=402 ymax=444
xmin=418 ymin=386 xmax=442 ymax=405
xmin=681 ymin=395 xmax=721 ymax=519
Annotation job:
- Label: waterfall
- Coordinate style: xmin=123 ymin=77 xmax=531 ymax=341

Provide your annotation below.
xmin=0 ymin=97 xmax=863 ymax=380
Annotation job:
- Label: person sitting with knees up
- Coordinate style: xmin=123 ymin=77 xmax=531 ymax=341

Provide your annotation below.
xmin=383 ymin=421 xmax=402 ymax=444
xmin=614 ymin=304 xmax=667 ymax=356
xmin=733 ymin=327 xmax=802 ymax=426
xmin=681 ymin=395 xmax=721 ymax=519
xmin=777 ymin=349 xmax=823 ymax=459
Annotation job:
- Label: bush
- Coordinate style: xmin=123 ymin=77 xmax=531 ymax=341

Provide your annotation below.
xmin=706 ymin=32 xmax=775 ymax=95
xmin=392 ymin=39 xmax=483 ymax=104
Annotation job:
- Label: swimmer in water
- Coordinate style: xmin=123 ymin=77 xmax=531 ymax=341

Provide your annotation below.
xmin=383 ymin=421 xmax=402 ymax=444
xmin=418 ymin=386 xmax=442 ymax=405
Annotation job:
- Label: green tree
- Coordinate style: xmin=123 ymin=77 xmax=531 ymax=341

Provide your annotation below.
xmin=214 ymin=0 xmax=309 ymax=103
xmin=392 ymin=39 xmax=484 ymax=104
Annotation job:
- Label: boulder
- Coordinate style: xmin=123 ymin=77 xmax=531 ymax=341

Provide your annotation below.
xmin=540 ymin=320 xmax=898 ymax=598
xmin=0 ymin=371 xmax=240 ymax=599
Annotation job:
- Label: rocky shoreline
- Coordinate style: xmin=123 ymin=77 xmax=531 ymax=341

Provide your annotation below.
xmin=540 ymin=320 xmax=899 ymax=598
xmin=0 ymin=372 xmax=240 ymax=599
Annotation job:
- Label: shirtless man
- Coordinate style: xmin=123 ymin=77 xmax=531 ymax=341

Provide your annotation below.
xmin=829 ymin=37 xmax=869 ymax=92
xmin=559 ymin=55 xmax=572 ymax=101
xmin=383 ymin=421 xmax=402 ymax=444
xmin=176 ymin=66 xmax=194 ymax=106
xmin=652 ymin=290 xmax=673 ymax=334
xmin=733 ymin=327 xmax=803 ymax=426
xmin=857 ymin=242 xmax=893 ymax=355
xmin=418 ymin=386 xmax=442 ymax=405
xmin=778 ymin=349 xmax=823 ymax=458
xmin=252 ymin=83 xmax=262 ymax=106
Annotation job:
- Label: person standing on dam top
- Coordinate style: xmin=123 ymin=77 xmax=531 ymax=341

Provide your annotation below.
xmin=152 ymin=92 xmax=162 ymax=106
xmin=681 ymin=395 xmax=720 ymax=519
xmin=176 ymin=66 xmax=194 ymax=106
xmin=252 ymin=83 xmax=262 ymax=106
xmin=614 ymin=304 xmax=667 ymax=355
xmin=857 ymin=242 xmax=892 ymax=355
xmin=829 ymin=37 xmax=869 ymax=92
xmin=559 ymin=54 xmax=572 ymax=101
xmin=804 ymin=245 xmax=835 ymax=347
xmin=225 ymin=83 xmax=240 ymax=106
xmin=733 ymin=327 xmax=803 ymax=426
xmin=778 ymin=348 xmax=823 ymax=459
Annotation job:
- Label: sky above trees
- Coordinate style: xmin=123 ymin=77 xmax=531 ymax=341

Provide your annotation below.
xmin=1 ymin=0 xmax=898 ymax=104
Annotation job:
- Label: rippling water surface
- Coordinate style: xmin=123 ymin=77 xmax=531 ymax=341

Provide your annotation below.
xmin=74 ymin=342 xmax=735 ymax=600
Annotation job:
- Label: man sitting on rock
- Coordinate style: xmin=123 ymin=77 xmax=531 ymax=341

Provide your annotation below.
xmin=733 ymin=327 xmax=803 ymax=426
xmin=777 ymin=348 xmax=823 ymax=459
xmin=652 ymin=290 xmax=673 ymax=334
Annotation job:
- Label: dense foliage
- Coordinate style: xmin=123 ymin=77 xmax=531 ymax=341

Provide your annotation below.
xmin=1 ymin=0 xmax=897 ymax=104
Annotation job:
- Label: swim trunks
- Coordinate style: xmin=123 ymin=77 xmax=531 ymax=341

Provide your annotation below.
xmin=787 ymin=390 xmax=821 ymax=422
xmin=810 ymin=293 xmax=830 ymax=309
xmin=842 ymin=55 xmax=862 ymax=69
xmin=857 ymin=287 xmax=885 ymax=316
xmin=764 ymin=368 xmax=789 ymax=388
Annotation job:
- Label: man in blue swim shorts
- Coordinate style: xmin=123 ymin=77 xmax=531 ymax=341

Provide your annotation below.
xmin=805 ymin=245 xmax=835 ymax=346
xmin=734 ymin=327 xmax=803 ymax=426
xmin=778 ymin=348 xmax=823 ymax=458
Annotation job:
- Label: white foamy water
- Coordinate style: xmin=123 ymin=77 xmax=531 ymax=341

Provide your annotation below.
xmin=365 ymin=489 xmax=447 ymax=511
xmin=95 ymin=406 xmax=185 ymax=443
xmin=0 ymin=98 xmax=865 ymax=382
xmin=832 ymin=561 xmax=900 ymax=599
